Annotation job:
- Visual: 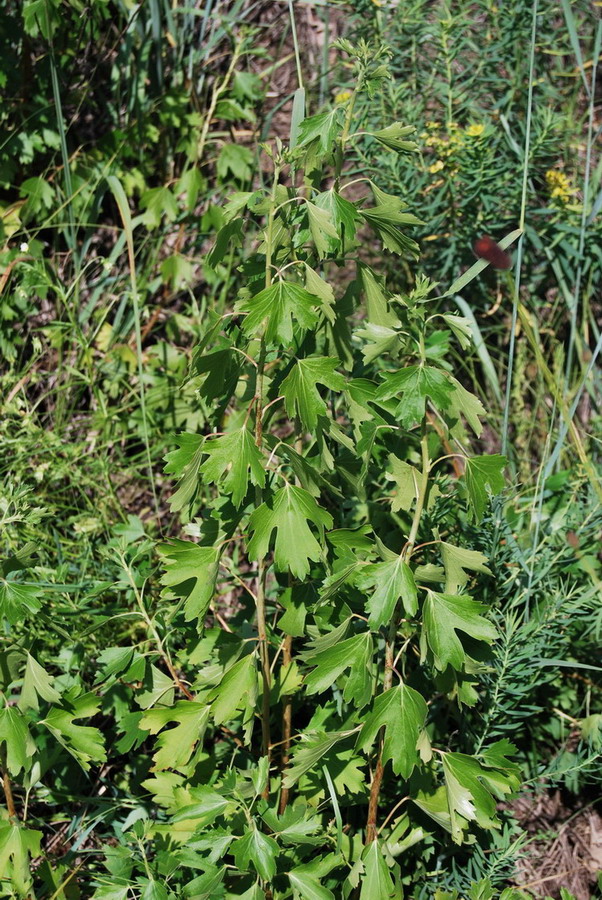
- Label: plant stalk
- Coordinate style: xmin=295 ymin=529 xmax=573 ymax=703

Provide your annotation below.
xmin=366 ymin=417 xmax=430 ymax=842
xmin=254 ymin=165 xmax=281 ymax=784
xmin=278 ymin=633 xmax=294 ymax=814
xmin=1 ymin=752 xmax=16 ymax=820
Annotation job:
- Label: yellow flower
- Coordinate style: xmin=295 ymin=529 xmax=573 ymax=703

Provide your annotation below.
xmin=545 ymin=169 xmax=572 ymax=201
xmin=429 ymin=160 xmax=445 ymax=173
xmin=465 ymin=123 xmax=485 ymax=137
xmin=427 ymin=121 xmax=441 ymax=130
xmin=334 ymin=90 xmax=352 ymax=104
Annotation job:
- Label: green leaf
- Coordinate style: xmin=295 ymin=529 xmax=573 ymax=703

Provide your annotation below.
xmin=464 ymin=455 xmax=507 ymax=522
xmin=281 ymin=357 xmax=346 ymax=431
xmin=158 ymin=540 xmax=220 ymax=625
xmin=0 ymin=823 xmax=42 ymax=896
xmin=356 ymin=684 xmax=427 ymax=779
xmin=411 ymin=785 xmax=453 ymax=836
xmin=0 ymin=578 xmax=41 ymax=624
xmin=192 ymin=345 xmax=242 ymax=403
xmin=289 ymin=865 xmax=335 ymax=900
xmin=171 ymin=784 xmax=231 ymax=825
xmin=356 ymin=322 xmax=403 ymax=364
xmin=233 ymin=825 xmax=279 ymax=881
xmin=360 ymin=840 xmax=396 ymax=899
xmin=209 ymin=653 xmax=257 ymax=725
xmin=357 ymin=558 xmax=418 ymax=628
xmin=263 ymin=803 xmax=322 ymax=846
xmin=176 ymin=166 xmax=205 ymax=212
xmin=160 ymin=253 xmax=193 ymax=289
xmin=297 ymin=109 xmax=342 ymax=153
xmin=283 ymin=731 xmax=356 ymax=788
xmin=441 ymin=751 xmax=517 ymax=843
xmin=207 ymin=217 xmax=244 ymax=268
xmin=40 ymin=692 xmax=106 ymax=770
xmin=303 ymin=264 xmax=336 ymax=323
xmin=361 ymin=202 xmax=421 ymax=257
xmin=278 ymin=586 xmax=309 ymax=636
xmin=217 ymin=144 xmax=253 ymax=182
xmin=303 ymin=632 xmax=373 ymax=707
xmin=0 ymin=707 xmax=36 ymax=774
xmin=182 ymin=865 xmax=226 ymax=898
xmin=376 ymin=365 xmax=455 ymax=427
xmin=20 ymin=175 xmax=55 ymax=211
xmin=314 ymin=189 xmax=359 ymax=252
xmin=140 ymin=701 xmax=211 ymax=770
xmin=371 ymin=122 xmax=418 ymax=153
xmin=289 ymin=854 xmax=342 ymax=894
xmin=440 ymin=542 xmax=491 ymax=594
xmin=359 ymin=264 xmax=398 ymax=328
xmin=306 ymin=201 xmax=339 ymax=259
xmin=248 ymin=485 xmax=333 ymax=579
xmin=164 ymin=433 xmax=205 ymax=512
xmin=141 ymin=186 xmax=178 ymax=227
xmin=140 ymin=880 xmax=169 ymax=900
xmin=238 ymin=281 xmax=319 ymax=345
xmin=91 ymin=882 xmax=130 ymax=899
xmin=200 ymin=428 xmax=265 ymax=507
xmin=386 ymin=456 xmax=419 ymax=512
xmin=422 ymin=591 xmax=497 ymax=671
xmin=137 ymin=664 xmax=175 ymax=710
xmin=445 ymin=374 xmax=486 ymax=437
xmin=19 ymin=652 xmax=61 ymax=711
xmin=440 ymin=314 xmax=473 ymax=350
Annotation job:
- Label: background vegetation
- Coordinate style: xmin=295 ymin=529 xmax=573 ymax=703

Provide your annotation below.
xmin=1 ymin=1 xmax=601 ymax=898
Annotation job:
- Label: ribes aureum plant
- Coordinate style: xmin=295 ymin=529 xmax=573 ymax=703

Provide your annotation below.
xmin=152 ymin=41 xmax=518 ymax=898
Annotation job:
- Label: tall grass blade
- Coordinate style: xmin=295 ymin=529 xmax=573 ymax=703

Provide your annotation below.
xmin=452 ymin=295 xmax=503 ymax=405
xmin=560 ymin=0 xmax=590 ymax=97
xmin=106 ymin=174 xmax=160 ymax=520
xmin=290 ymin=88 xmax=306 ymax=149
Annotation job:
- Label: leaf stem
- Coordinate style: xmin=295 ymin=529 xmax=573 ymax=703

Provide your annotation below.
xmin=278 ymin=633 xmax=294 ymax=814
xmin=366 ymin=416 xmax=430 ymax=842
xmin=254 ymin=164 xmax=282 ymax=785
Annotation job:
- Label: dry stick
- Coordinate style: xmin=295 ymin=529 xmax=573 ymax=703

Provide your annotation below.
xmin=365 ymin=417 xmax=430 ymax=843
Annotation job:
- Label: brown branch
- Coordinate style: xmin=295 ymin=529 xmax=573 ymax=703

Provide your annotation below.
xmin=1 ymin=761 xmax=17 ymax=820
xmin=278 ymin=634 xmax=293 ymax=815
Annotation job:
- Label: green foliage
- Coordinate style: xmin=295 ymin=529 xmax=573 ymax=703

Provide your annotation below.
xmin=1 ymin=4 xmax=600 ymax=899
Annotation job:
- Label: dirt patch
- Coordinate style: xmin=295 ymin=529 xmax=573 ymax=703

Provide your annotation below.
xmin=511 ymin=790 xmax=602 ymax=899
